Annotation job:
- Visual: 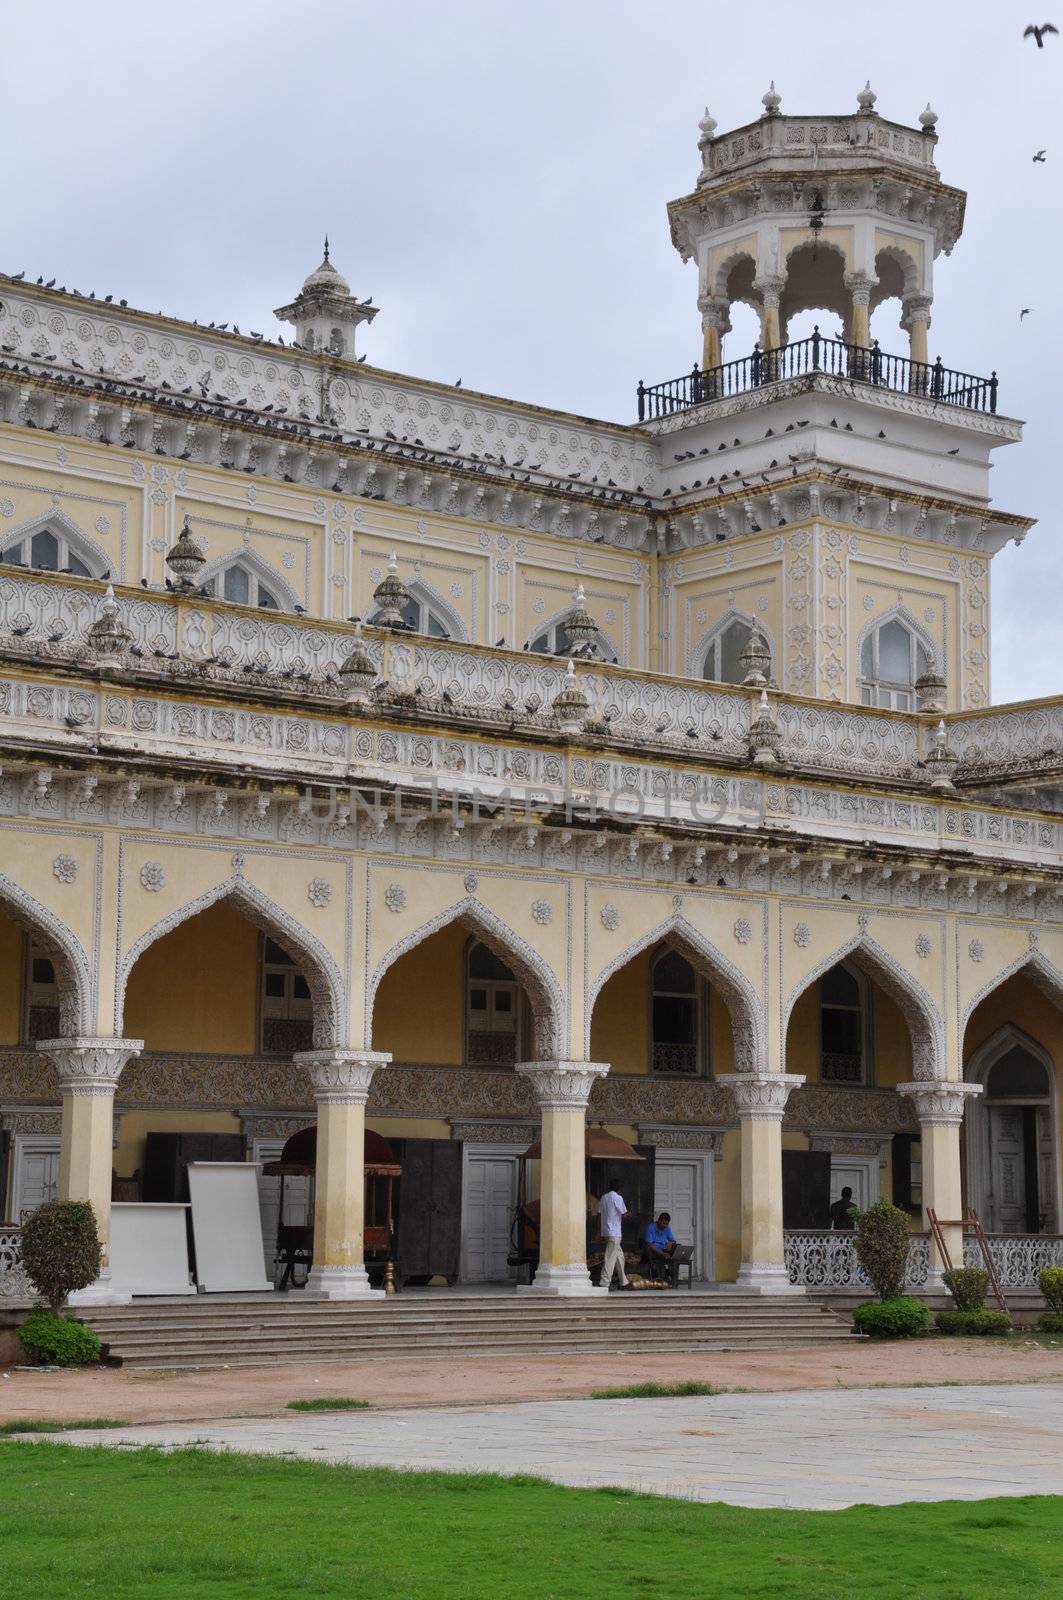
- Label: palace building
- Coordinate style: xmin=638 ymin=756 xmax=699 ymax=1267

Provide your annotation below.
xmin=0 ymin=84 xmax=1060 ymax=1318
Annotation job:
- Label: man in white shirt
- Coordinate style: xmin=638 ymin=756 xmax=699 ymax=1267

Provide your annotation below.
xmin=598 ymin=1182 xmax=630 ymax=1290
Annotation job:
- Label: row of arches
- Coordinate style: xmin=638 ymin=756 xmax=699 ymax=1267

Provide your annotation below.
xmin=3 ymin=866 xmax=1059 ymax=1085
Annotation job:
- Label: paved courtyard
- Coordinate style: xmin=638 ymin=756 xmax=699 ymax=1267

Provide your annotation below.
xmin=39 ymin=1382 xmax=1063 ymax=1510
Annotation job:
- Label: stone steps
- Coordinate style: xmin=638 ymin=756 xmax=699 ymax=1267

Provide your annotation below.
xmin=80 ymin=1293 xmax=858 ymax=1370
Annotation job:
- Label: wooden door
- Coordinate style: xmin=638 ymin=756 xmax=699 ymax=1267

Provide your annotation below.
xmin=988 ymin=1107 xmax=1027 ymax=1233
xmin=397 ymin=1140 xmax=463 ymax=1283
xmin=463 ymin=1156 xmax=517 ymax=1281
xmin=782 ymin=1150 xmax=831 ymax=1228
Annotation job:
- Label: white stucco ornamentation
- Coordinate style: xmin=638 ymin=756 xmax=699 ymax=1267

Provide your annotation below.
xmin=915 ymin=934 xmax=932 ymax=959
xmin=793 ymin=922 xmax=811 ymax=948
xmin=306 ymin=878 xmax=332 ymax=909
xmin=718 ymin=1072 xmax=805 ymax=1120
xmin=969 ymin=939 xmax=985 ymax=962
xmin=516 ymin=1060 xmax=610 ymax=1110
xmin=384 ymin=883 xmax=407 ymax=913
xmin=52 ymin=854 xmax=78 ymax=884
xmin=139 ymin=861 xmax=166 ymax=892
xmin=897 ymin=1081 xmax=983 ymax=1127
xmin=531 ymin=899 xmax=553 ymax=926
xmin=733 ymin=918 xmax=753 ymax=945
xmin=600 ymin=903 xmax=620 ymax=931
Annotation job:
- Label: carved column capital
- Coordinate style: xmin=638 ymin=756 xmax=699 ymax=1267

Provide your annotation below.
xmin=295 ymin=1049 xmax=391 ymax=1106
xmin=516 ymin=1060 xmax=609 ymax=1110
xmin=901 ymin=293 xmax=933 ymax=329
xmin=843 ymin=271 xmax=873 ymax=305
xmin=697 ymin=293 xmax=731 ymax=330
xmin=897 ymin=1081 xmax=982 ymax=1127
xmin=718 ymin=1072 xmax=805 ymax=1121
xmin=753 ymin=274 xmax=786 ymax=307
xmin=37 ymin=1037 xmax=143 ymax=1097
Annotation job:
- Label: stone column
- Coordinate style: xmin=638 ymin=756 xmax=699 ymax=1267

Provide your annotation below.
xmin=902 ymin=295 xmax=932 ymax=371
xmin=897 ymin=1081 xmax=982 ymax=1285
xmin=844 ymin=272 xmax=873 ymax=350
xmin=516 ymin=1060 xmax=609 ymax=1296
xmin=37 ymin=1036 xmax=143 ymax=1306
xmin=718 ymin=1072 xmax=805 ymax=1294
xmin=698 ymin=294 xmax=730 ymax=374
xmin=296 ymin=1049 xmax=391 ymax=1300
xmin=754 ymin=276 xmax=785 ymax=353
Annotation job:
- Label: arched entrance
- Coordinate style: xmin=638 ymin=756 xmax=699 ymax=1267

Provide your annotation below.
xmin=966 ymin=1027 xmax=1059 ymax=1234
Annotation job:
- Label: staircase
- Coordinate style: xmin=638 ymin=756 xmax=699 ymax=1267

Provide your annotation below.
xmin=80 ymin=1292 xmax=857 ymax=1371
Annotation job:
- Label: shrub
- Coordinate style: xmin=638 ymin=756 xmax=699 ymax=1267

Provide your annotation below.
xmin=853 ymin=1297 xmax=930 ymax=1340
xmin=942 ymin=1267 xmax=989 ymax=1312
xmin=853 ymin=1198 xmax=911 ymax=1300
xmin=1039 ymin=1268 xmax=1063 ymax=1313
xmin=936 ymin=1310 xmax=1011 ymax=1337
xmin=20 ymin=1199 xmax=101 ymax=1312
xmin=1038 ymin=1312 xmax=1063 ymax=1334
xmin=18 ymin=1309 xmax=101 ymax=1367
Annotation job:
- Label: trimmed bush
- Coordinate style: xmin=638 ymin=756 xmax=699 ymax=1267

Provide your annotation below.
xmin=18 ymin=1309 xmax=101 ymax=1367
xmin=20 ymin=1199 xmax=101 ymax=1312
xmin=1039 ymin=1267 xmax=1063 ymax=1313
xmin=936 ymin=1310 xmax=1011 ymax=1337
xmin=853 ymin=1297 xmax=930 ymax=1340
xmin=942 ymin=1267 xmax=989 ymax=1312
xmin=854 ymin=1199 xmax=911 ymax=1300
xmin=1037 ymin=1312 xmax=1063 ymax=1334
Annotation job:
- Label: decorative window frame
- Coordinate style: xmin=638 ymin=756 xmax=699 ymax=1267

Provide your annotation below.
xmin=856 ymin=604 xmax=936 ymax=710
xmin=647 ymin=942 xmax=710 ymax=1077
xmin=524 ymin=603 xmax=617 ymax=663
xmin=368 ymin=576 xmax=466 ymax=643
xmin=463 ymin=934 xmax=530 ymax=1067
xmin=692 ymin=608 xmax=775 ymax=685
xmin=817 ymin=959 xmax=875 ymax=1087
xmin=0 ymin=508 xmax=110 ymax=580
xmin=197 ymin=548 xmax=298 ymax=613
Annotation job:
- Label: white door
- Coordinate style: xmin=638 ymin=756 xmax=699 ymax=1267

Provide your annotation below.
xmin=462 ymin=1156 xmax=517 ymax=1281
xmin=253 ymin=1138 xmax=312 ymax=1279
xmin=828 ymin=1156 xmax=879 ymax=1217
xmin=988 ymin=1107 xmax=1027 ymax=1233
xmin=652 ymin=1158 xmax=707 ymax=1279
xmin=12 ymin=1137 xmax=61 ymax=1221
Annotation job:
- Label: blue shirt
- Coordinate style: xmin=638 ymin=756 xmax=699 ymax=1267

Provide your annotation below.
xmin=645 ymin=1222 xmax=675 ymax=1249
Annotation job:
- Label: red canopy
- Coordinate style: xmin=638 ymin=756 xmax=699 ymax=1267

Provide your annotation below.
xmin=261 ymin=1124 xmax=401 ymax=1177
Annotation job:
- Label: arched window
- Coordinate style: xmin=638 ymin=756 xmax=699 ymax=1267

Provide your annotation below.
xmin=986 ymin=1046 xmax=1051 ymax=1100
xmin=22 ymin=940 xmax=59 ymax=1043
xmin=201 ymin=562 xmax=280 ymax=610
xmin=701 ymin=615 xmax=771 ymax=685
xmin=259 ymin=937 xmax=313 ymax=1053
xmin=527 ymin=618 xmax=612 ymax=660
xmin=820 ymin=962 xmax=871 ymax=1084
xmin=859 ymin=616 xmax=930 ymax=710
xmin=0 ymin=522 xmax=102 ymax=578
xmin=369 ymin=582 xmax=462 ymax=641
xmin=465 ymin=940 xmax=524 ymax=1065
xmin=650 ymin=947 xmax=703 ymax=1075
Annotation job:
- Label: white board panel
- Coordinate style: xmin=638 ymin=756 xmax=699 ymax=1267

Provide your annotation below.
xmin=187 ymin=1162 xmax=273 ymax=1293
xmin=109 ymin=1203 xmax=195 ymax=1297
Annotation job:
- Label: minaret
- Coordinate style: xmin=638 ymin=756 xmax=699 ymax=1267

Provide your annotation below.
xmin=669 ymin=82 xmax=955 ymax=373
xmin=274 ymin=238 xmax=378 ymax=358
xmin=638 ymin=86 xmax=1025 ymax=714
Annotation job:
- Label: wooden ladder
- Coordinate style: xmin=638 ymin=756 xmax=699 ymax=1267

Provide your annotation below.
xmin=927 ymin=1208 xmax=1010 ymax=1319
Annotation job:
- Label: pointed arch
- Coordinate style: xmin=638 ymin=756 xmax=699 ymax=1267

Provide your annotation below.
xmin=524 ymin=601 xmax=617 ymax=662
xmin=0 ymin=870 xmax=93 ymax=1035
xmin=367 ymin=897 xmax=564 ymax=1058
xmin=856 ymin=603 xmax=937 ymax=665
xmin=689 ymin=608 xmax=775 ymax=682
xmin=115 ymin=875 xmax=345 ymax=1047
xmin=785 ymin=933 xmax=944 ymax=1081
xmin=586 ymin=914 xmax=764 ymax=1073
xmin=0 ymin=507 xmax=111 ymax=579
xmin=962 ymin=947 xmax=1063 ymax=1039
xmin=196 ymin=547 xmax=300 ymax=612
xmin=965 ymin=1021 xmax=1061 ymax=1233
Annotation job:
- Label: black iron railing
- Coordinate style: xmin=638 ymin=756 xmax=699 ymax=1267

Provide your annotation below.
xmin=637 ymin=329 xmax=998 ymax=421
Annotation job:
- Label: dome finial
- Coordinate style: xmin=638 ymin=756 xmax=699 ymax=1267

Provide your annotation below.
xmin=856 ymin=80 xmax=877 ymax=113
xmin=761 ymin=80 xmax=782 ymax=116
xmin=919 ymin=102 xmax=939 ymax=131
xmin=698 ymin=105 xmax=718 ymax=140
xmin=323 ymin=234 xmax=330 ymax=263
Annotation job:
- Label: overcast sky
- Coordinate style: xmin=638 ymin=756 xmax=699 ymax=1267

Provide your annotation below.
xmin=4 ymin=0 xmax=1058 ymax=704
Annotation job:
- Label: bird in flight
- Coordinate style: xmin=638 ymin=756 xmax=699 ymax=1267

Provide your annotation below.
xmin=1020 ymin=308 xmax=1032 ymax=320
xmin=1034 ymin=149 xmax=1048 ymax=161
xmin=1025 ymin=22 xmax=1059 ymax=46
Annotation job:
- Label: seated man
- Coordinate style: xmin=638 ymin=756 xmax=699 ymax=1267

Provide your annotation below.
xmin=642 ymin=1212 xmax=677 ymax=1284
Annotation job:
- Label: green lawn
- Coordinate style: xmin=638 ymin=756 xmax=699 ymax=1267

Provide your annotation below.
xmin=1 ymin=1442 xmax=1061 ymax=1598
